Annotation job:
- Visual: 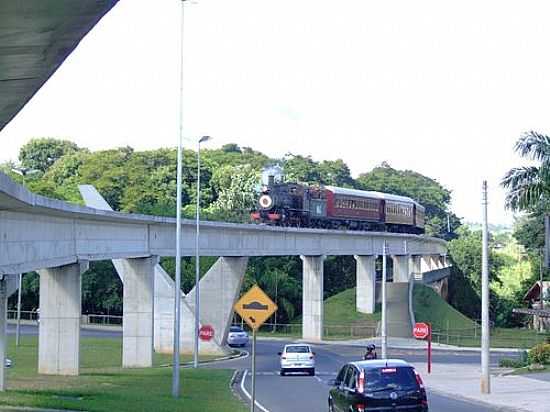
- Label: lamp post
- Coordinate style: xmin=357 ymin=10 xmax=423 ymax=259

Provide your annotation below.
xmin=173 ymin=0 xmax=186 ymax=399
xmin=194 ymin=135 xmax=211 ymax=369
xmin=16 ymin=274 xmax=22 ymax=347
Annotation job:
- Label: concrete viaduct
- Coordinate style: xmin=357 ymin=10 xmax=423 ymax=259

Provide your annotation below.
xmin=0 ymin=171 xmax=450 ymax=383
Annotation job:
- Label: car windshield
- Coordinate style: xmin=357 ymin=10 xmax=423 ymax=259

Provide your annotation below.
xmin=286 ymin=346 xmax=310 ymax=353
xmin=230 ymin=326 xmax=243 ymax=332
xmin=363 ymin=367 xmax=418 ymax=392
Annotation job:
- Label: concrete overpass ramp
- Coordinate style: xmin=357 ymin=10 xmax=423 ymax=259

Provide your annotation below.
xmin=0 ymin=0 xmax=118 ymax=131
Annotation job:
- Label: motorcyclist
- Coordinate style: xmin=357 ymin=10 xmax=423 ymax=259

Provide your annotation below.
xmin=364 ymin=344 xmax=377 ymax=360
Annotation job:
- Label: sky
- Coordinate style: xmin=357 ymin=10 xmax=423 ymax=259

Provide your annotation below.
xmin=2 ymin=0 xmax=550 ymax=225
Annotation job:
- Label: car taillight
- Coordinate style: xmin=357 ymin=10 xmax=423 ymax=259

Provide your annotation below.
xmin=414 ymin=369 xmax=425 ymax=389
xmin=357 ymin=370 xmax=365 ymax=394
xmin=355 ymin=403 xmax=366 ymax=412
xmin=421 ymin=399 xmax=428 ymax=406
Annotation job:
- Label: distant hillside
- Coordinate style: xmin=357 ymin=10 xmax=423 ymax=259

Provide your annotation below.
xmin=465 ymin=221 xmax=513 ymax=234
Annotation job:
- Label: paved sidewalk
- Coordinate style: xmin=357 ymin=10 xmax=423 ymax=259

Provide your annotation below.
xmin=413 ymin=362 xmax=550 ymax=412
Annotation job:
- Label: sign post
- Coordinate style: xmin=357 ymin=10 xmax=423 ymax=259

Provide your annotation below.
xmin=413 ymin=322 xmax=432 ymax=374
xmin=234 ymin=285 xmax=278 ymax=412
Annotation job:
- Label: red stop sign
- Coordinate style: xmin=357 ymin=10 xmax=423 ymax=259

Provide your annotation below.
xmin=413 ymin=322 xmax=430 ymax=340
xmin=199 ymin=325 xmax=215 ymax=342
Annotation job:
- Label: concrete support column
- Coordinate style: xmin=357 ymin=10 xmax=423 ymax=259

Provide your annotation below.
xmin=301 ymin=255 xmax=325 ymax=342
xmin=186 ymin=257 xmax=248 ymax=349
xmin=0 ymin=279 xmax=6 ymax=390
xmin=354 ymin=255 xmax=376 ymax=314
xmin=410 ymin=256 xmax=422 ymax=281
xmin=392 ymin=255 xmax=410 ymax=283
xmin=38 ymin=262 xmax=86 ymax=376
xmin=121 ymin=256 xmax=156 ymax=368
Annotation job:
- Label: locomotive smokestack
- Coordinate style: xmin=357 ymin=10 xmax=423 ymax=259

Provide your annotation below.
xmin=268 ymin=175 xmax=275 ymax=186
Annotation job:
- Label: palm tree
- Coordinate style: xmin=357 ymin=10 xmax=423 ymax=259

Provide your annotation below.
xmin=502 ymin=131 xmax=550 ymax=211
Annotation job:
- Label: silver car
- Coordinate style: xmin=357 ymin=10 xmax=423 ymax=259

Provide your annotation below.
xmin=227 ymin=326 xmax=249 ymax=347
xmin=279 ymin=344 xmax=315 ymax=376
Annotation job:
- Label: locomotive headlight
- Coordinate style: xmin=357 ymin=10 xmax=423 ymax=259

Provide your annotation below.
xmin=259 ymin=194 xmax=273 ymax=209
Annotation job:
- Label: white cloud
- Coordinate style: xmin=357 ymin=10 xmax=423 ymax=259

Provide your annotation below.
xmin=3 ymin=0 xmax=550 ymax=224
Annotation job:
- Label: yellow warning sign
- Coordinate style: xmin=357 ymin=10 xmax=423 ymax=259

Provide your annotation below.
xmin=234 ymin=284 xmax=278 ymax=331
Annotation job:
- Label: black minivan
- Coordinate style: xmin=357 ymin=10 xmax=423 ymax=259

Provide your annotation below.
xmin=328 ymin=360 xmax=428 ymax=412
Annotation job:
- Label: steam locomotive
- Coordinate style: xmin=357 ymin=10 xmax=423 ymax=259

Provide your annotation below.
xmin=250 ymin=167 xmax=425 ymax=234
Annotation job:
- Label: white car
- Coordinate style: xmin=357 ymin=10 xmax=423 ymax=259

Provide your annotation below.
xmin=278 ymin=344 xmax=315 ymax=376
xmin=227 ymin=326 xmax=249 ymax=347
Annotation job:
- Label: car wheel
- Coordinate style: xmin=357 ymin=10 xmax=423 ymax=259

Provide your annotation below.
xmin=309 ymin=368 xmax=315 ymax=376
xmin=280 ymin=369 xmax=286 ymax=376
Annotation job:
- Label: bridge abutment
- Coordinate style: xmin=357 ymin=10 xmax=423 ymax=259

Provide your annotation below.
xmin=38 ymin=262 xmax=87 ymax=376
xmin=121 ymin=256 xmax=156 ymax=368
xmin=301 ymin=255 xmax=325 ymax=341
xmin=354 ymin=255 xmax=376 ymax=314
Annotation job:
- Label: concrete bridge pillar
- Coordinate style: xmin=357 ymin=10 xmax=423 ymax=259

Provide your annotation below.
xmin=301 ymin=255 xmax=325 ymax=342
xmin=392 ymin=255 xmax=410 ymax=283
xmin=121 ymin=256 xmax=156 ymax=368
xmin=410 ymin=256 xmax=422 ymax=280
xmin=38 ymin=262 xmax=87 ymax=376
xmin=354 ymin=255 xmax=376 ymax=314
xmin=0 ymin=279 xmax=6 ymax=390
xmin=186 ymin=257 xmax=248 ymax=351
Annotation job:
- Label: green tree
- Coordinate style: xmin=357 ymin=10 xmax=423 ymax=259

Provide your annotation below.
xmin=502 ymin=131 xmax=550 ymax=212
xmin=356 ymin=163 xmax=459 ymax=238
xmin=19 ymin=138 xmax=80 ymax=172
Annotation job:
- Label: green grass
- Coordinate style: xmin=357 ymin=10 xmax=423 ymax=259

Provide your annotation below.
xmin=324 ymin=288 xmax=381 ymax=325
xmin=414 ymin=285 xmax=550 ymax=349
xmin=413 ymin=284 xmax=477 ymax=332
xmin=256 ymin=288 xmax=380 ymax=339
xmin=1 ymin=336 xmax=245 ymax=412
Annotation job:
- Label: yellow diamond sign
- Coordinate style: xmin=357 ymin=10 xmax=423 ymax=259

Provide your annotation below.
xmin=234 ymin=284 xmax=278 ymax=331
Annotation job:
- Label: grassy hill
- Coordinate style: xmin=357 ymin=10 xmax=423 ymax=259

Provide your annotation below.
xmin=413 ymin=284 xmax=477 ymax=332
xmin=324 ymin=287 xmax=381 ymax=325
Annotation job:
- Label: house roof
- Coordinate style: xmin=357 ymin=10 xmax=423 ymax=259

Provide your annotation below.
xmin=523 ymin=281 xmax=550 ymax=301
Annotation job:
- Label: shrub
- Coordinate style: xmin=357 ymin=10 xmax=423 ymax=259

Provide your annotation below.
xmin=528 ymin=343 xmax=550 ymax=365
xmin=499 ymin=357 xmax=527 ymax=368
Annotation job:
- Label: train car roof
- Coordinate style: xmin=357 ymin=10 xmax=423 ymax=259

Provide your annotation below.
xmin=325 ymin=186 xmax=424 ymax=208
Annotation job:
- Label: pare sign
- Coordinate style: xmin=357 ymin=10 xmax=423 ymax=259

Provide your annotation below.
xmin=413 ymin=322 xmax=431 ymax=340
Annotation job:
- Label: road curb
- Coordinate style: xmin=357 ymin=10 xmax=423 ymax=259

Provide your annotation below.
xmin=158 ymin=349 xmax=247 ymax=368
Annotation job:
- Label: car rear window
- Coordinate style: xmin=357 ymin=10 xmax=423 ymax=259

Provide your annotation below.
xmin=286 ymin=346 xmax=310 ymax=353
xmin=363 ymin=367 xmax=418 ymax=392
xmin=230 ymin=326 xmax=243 ymax=332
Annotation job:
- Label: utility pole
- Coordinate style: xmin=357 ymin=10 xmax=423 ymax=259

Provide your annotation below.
xmin=381 ymin=240 xmax=388 ymax=359
xmin=481 ymin=181 xmax=491 ymax=394
xmin=16 ymin=274 xmax=22 ymax=347
xmin=172 ymin=0 xmax=186 ymax=398
xmin=540 ymin=249 xmax=545 ymax=333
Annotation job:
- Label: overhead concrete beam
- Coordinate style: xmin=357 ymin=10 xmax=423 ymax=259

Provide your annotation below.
xmin=0 ymin=0 xmax=119 ymax=132
xmin=0 ymin=173 xmax=448 ymax=275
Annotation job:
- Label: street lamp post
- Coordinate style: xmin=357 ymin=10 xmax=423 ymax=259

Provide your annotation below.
xmin=16 ymin=274 xmax=22 ymax=347
xmin=194 ymin=135 xmax=211 ymax=369
xmin=173 ymin=0 xmax=186 ymax=399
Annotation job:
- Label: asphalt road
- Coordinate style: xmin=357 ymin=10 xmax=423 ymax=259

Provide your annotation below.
xmin=212 ymin=339 xmax=519 ymax=412
xmin=7 ymin=326 xmax=519 ymax=411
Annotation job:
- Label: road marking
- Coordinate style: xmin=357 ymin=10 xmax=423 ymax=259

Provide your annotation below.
xmin=240 ymin=370 xmax=271 ymax=412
